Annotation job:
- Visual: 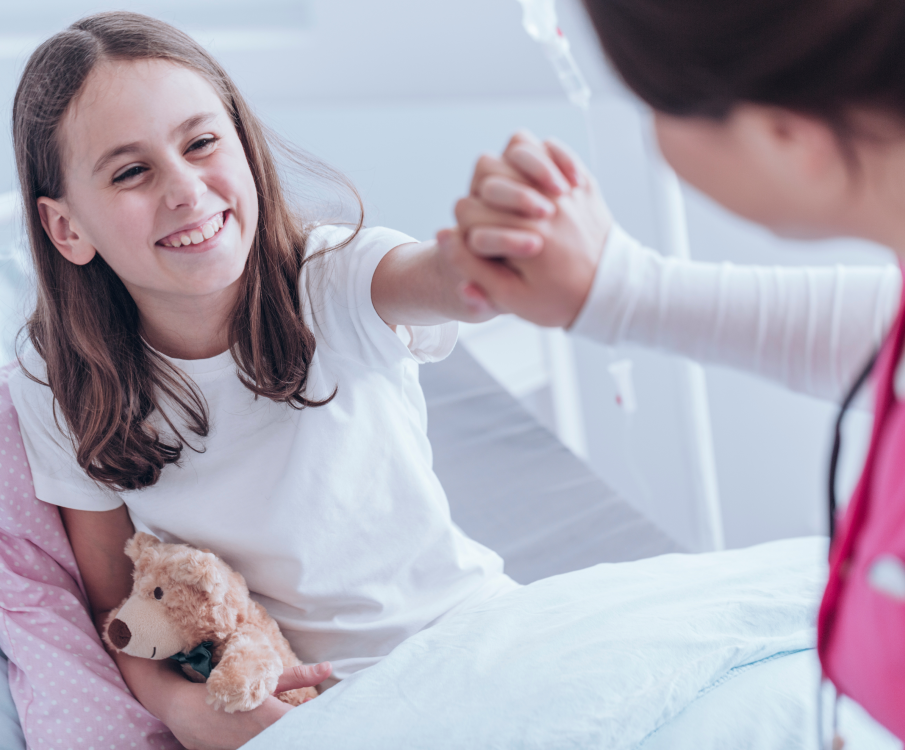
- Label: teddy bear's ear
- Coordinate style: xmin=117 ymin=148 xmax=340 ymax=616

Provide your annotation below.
xmin=124 ymin=533 xmax=161 ymax=563
xmin=171 ymin=550 xmax=229 ymax=602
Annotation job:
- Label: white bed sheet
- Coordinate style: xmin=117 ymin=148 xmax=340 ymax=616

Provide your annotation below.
xmin=642 ymin=648 xmax=902 ymax=750
xmin=244 ymin=537 xmax=826 ymax=750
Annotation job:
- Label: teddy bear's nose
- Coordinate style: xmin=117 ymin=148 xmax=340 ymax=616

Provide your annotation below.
xmin=108 ymin=618 xmax=132 ymax=650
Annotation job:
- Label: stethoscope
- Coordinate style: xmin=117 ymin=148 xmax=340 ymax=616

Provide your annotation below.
xmin=828 ymin=350 xmax=878 ymax=539
xmin=822 ymin=349 xmax=877 ymax=750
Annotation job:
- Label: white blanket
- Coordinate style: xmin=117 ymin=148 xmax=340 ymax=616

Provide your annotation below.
xmin=642 ymin=648 xmax=902 ymax=750
xmin=245 ymin=537 xmax=826 ymax=749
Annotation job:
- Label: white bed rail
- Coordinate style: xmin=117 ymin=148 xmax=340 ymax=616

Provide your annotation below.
xmin=643 ymin=121 xmax=725 ymax=552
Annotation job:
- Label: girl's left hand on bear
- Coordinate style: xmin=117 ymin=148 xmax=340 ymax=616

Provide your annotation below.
xmin=164 ymin=664 xmax=330 ymax=750
xmin=274 ymin=662 xmax=332 ymax=697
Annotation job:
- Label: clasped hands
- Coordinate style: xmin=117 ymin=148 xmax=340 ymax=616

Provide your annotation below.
xmin=438 ymin=130 xmax=613 ymax=328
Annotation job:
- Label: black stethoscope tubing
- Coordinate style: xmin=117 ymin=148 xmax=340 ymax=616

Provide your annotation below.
xmin=828 ymin=350 xmax=879 ymax=540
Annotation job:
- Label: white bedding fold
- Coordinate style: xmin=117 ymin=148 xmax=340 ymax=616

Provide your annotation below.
xmin=244 ymin=537 xmax=826 ymax=750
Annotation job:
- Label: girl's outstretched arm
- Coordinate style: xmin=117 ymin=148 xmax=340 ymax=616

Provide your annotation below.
xmin=60 ymin=506 xmax=329 ymax=750
xmin=371 ymin=240 xmax=499 ymax=327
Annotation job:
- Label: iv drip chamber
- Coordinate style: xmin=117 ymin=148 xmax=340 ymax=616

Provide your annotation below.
xmin=515 ymin=0 xmax=592 ymax=110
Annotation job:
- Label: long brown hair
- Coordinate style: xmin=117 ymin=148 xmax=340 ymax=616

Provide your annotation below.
xmin=583 ymin=0 xmax=905 ymax=130
xmin=13 ymin=11 xmax=361 ymax=492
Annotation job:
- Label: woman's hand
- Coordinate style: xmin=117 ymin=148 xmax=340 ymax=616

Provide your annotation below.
xmin=440 ymin=131 xmax=613 ymax=328
xmin=162 ymin=662 xmax=331 ymax=750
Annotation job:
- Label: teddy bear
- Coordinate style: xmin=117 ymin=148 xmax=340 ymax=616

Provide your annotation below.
xmin=102 ymin=532 xmax=318 ymax=713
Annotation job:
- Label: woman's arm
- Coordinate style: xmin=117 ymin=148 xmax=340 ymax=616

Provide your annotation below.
xmin=445 ymin=131 xmax=900 ymax=402
xmin=59 ymin=506 xmax=327 ymax=750
xmin=569 ymin=227 xmax=899 ymax=402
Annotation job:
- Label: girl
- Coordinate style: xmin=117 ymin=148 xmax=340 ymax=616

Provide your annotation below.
xmin=442 ymin=0 xmax=905 ymax=740
xmin=9 ymin=11 xmax=515 ymax=750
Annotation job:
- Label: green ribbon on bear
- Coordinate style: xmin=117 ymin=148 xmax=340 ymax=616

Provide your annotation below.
xmin=170 ymin=641 xmax=215 ymax=680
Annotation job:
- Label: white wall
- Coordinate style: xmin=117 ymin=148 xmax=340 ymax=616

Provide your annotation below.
xmin=0 ymin=0 xmax=890 ymax=551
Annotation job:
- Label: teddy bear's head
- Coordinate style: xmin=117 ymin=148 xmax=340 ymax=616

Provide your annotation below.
xmin=103 ymin=533 xmax=248 ymax=661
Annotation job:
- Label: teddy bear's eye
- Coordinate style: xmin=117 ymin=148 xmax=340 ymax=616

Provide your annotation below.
xmin=153 ymin=587 xmax=163 ymax=600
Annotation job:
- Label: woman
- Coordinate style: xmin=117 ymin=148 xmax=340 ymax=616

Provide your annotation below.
xmin=441 ymin=0 xmax=905 ymax=740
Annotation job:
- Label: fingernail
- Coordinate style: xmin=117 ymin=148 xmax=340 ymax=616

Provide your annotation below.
xmin=316 ymin=662 xmax=331 ymax=675
xmin=519 ymin=237 xmax=540 ymax=255
xmin=533 ymin=199 xmax=555 ymax=217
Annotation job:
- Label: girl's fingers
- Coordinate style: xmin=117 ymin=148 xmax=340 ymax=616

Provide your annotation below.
xmin=504 ymin=143 xmax=571 ymax=196
xmin=274 ymin=662 xmax=332 ymax=694
xmin=544 ymin=137 xmax=587 ymax=188
xmin=478 ymin=175 xmax=555 ymax=218
xmin=468 ymin=227 xmax=543 ymax=259
xmin=437 ymin=229 xmax=520 ymax=313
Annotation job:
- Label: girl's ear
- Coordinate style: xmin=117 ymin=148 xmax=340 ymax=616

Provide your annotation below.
xmin=36 ymin=197 xmax=97 ymax=266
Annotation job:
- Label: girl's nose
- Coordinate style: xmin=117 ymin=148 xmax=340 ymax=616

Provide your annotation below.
xmin=162 ymin=162 xmax=207 ymax=210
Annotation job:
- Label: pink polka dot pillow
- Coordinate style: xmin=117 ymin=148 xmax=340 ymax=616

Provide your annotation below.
xmin=0 ymin=362 xmax=180 ymax=749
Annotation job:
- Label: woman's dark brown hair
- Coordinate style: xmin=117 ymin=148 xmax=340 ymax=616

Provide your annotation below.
xmin=13 ymin=11 xmax=361 ymax=492
xmin=583 ymin=0 xmax=905 ymax=129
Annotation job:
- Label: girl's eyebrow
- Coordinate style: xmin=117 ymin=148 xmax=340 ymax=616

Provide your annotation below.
xmin=91 ymin=111 xmax=220 ymax=176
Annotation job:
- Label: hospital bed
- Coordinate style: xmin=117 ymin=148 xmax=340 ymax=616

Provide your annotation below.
xmin=421 ymin=344 xmax=684 ymax=582
xmin=242 ymin=349 xmax=901 ymax=750
xmin=0 ymin=338 xmax=898 ymax=749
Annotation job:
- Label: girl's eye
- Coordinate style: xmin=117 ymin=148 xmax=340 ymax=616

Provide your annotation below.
xmin=112 ymin=165 xmax=146 ymax=184
xmin=187 ymin=136 xmax=219 ymax=154
xmin=153 ymin=587 xmax=163 ymax=600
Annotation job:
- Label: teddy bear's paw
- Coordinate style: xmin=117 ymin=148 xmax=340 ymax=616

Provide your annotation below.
xmin=276 ymin=686 xmax=319 ymax=706
xmin=205 ymin=667 xmax=279 ymax=714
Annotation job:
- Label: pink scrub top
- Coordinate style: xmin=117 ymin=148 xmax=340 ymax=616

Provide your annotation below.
xmin=819 ymin=265 xmax=905 ymax=739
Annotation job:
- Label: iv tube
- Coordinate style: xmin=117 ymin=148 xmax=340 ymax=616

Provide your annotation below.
xmin=515 ymin=0 xmax=591 ymax=110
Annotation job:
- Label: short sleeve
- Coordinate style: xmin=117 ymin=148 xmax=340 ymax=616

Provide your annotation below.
xmin=302 ymin=225 xmax=458 ymax=366
xmin=8 ymin=358 xmax=122 ymax=511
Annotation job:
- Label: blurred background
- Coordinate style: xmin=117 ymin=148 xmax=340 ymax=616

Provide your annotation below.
xmin=0 ymin=0 xmax=890 ymax=551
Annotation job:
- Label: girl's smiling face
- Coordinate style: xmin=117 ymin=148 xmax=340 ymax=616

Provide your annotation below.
xmin=38 ymin=58 xmax=258 ymax=310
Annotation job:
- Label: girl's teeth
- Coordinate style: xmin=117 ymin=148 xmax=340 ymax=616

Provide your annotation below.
xmin=164 ymin=212 xmax=225 ymax=247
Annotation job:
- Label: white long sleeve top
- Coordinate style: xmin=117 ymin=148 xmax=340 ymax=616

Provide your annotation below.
xmin=571 ymin=224 xmax=902 ymax=403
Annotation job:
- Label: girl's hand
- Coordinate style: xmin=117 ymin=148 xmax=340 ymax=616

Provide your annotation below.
xmin=163 ymin=662 xmax=331 ymax=750
xmin=443 ymin=131 xmax=613 ymax=328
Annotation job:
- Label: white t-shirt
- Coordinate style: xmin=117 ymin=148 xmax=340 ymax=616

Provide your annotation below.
xmin=10 ymin=225 xmax=515 ymax=683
